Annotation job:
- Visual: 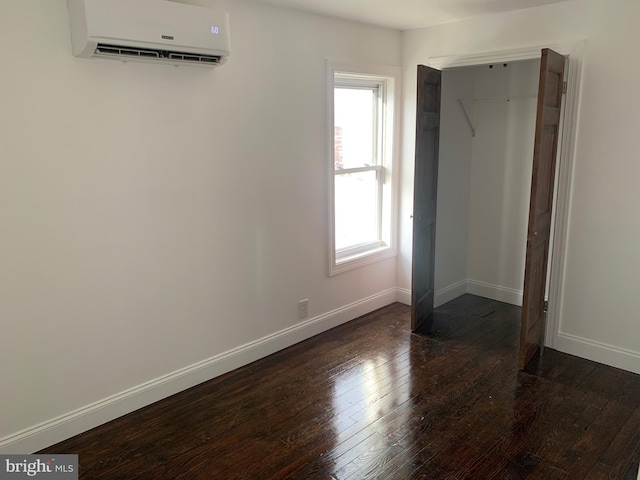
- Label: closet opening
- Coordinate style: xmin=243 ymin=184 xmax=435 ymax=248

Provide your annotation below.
xmin=411 ymin=44 xmax=583 ymax=369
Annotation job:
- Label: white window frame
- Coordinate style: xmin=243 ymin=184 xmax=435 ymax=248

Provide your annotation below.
xmin=327 ymin=62 xmax=401 ymax=276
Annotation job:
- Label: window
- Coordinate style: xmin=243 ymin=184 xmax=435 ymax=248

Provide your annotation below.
xmin=328 ymin=64 xmax=400 ymax=275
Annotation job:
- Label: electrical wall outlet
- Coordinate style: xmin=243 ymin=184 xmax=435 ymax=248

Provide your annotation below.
xmin=298 ymin=299 xmax=309 ymax=319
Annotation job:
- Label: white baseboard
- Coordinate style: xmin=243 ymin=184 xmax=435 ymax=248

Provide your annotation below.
xmin=397 ymin=280 xmax=522 ymax=309
xmin=554 ymin=332 xmax=640 ymax=376
xmin=466 ymin=279 xmax=523 ymax=306
xmin=396 ymin=280 xmax=468 ymax=308
xmin=0 ymin=289 xmax=398 ymax=454
xmin=396 ymin=287 xmax=411 ymax=305
xmin=435 ymin=280 xmax=467 ymax=308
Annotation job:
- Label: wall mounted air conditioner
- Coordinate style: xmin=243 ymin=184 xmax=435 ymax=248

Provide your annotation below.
xmin=67 ymin=0 xmax=230 ymax=67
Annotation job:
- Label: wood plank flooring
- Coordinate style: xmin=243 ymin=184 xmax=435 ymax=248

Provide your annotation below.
xmin=39 ymin=294 xmax=640 ymax=479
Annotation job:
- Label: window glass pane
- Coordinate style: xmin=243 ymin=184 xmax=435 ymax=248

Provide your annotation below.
xmin=335 ymin=170 xmax=378 ymax=250
xmin=334 ymin=88 xmax=376 ymax=170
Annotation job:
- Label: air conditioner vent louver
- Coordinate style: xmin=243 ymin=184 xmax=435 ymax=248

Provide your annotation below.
xmin=95 ymin=43 xmax=223 ymax=65
xmin=168 ymin=52 xmax=221 ymax=64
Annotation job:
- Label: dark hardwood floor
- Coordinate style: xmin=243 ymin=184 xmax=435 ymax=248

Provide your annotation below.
xmin=40 ymin=294 xmax=640 ymax=479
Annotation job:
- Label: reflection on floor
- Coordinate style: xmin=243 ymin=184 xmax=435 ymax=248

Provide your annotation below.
xmin=41 ymin=294 xmax=640 ymax=479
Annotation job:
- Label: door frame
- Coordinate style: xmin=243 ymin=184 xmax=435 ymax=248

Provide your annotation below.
xmin=424 ymin=41 xmax=584 ymax=349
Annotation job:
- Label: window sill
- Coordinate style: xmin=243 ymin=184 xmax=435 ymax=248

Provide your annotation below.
xmin=330 ymin=245 xmax=397 ymax=276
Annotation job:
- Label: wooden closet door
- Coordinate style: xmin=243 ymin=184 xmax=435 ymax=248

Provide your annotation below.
xmin=411 ymin=65 xmax=441 ymax=332
xmin=519 ymin=48 xmax=565 ymax=369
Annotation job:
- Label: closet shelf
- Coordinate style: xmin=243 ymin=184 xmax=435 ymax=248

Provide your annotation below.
xmin=472 ymin=94 xmax=537 ymax=103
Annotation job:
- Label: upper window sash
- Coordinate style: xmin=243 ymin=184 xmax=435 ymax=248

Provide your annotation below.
xmin=334 ymin=80 xmax=383 ymax=169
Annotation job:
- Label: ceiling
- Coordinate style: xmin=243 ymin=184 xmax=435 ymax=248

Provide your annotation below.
xmin=250 ymin=0 xmax=571 ymax=30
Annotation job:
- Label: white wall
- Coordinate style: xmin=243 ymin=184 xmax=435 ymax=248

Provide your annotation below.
xmin=401 ymin=0 xmax=640 ymax=374
xmin=0 ymin=0 xmax=401 ymax=452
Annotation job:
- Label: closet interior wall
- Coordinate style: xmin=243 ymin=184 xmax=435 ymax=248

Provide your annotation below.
xmin=435 ymin=59 xmax=541 ymax=307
